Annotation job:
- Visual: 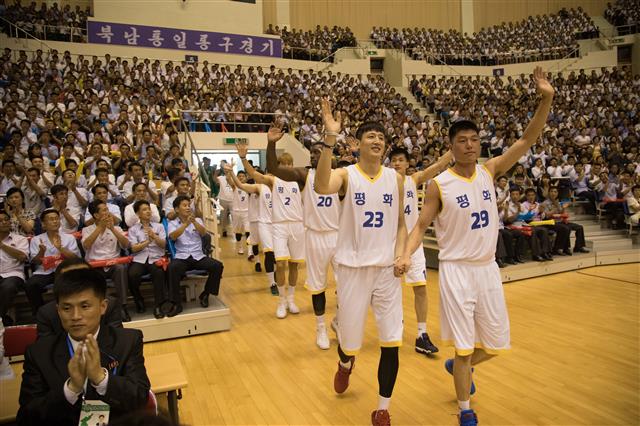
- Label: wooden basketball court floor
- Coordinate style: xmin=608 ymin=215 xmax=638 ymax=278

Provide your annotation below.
xmin=145 ymin=239 xmax=640 ymax=425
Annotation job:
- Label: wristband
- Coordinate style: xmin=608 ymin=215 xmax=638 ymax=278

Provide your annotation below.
xmin=239 ymin=156 xmax=246 ymax=160
xmin=325 ymin=131 xmax=339 ymax=137
xmin=322 ymin=142 xmax=335 ymax=149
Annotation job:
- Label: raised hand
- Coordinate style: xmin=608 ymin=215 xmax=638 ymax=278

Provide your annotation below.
xmin=83 ymin=334 xmax=105 ymax=385
xmin=223 ymin=159 xmax=235 ymax=174
xmin=345 ymin=135 xmax=359 ymax=153
xmin=235 ymin=142 xmax=249 ymax=158
xmin=321 ymin=98 xmax=341 ymax=134
xmin=267 ymin=119 xmax=285 ymax=144
xmin=533 ymin=66 xmax=554 ymax=98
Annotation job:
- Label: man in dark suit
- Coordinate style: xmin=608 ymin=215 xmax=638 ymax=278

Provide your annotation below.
xmin=17 ymin=268 xmax=150 ymax=425
xmin=36 ymin=259 xmax=123 ymax=339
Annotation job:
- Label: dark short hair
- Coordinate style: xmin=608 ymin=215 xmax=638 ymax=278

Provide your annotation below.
xmin=173 ymin=194 xmax=191 ymax=210
xmin=88 ymin=199 xmax=106 ymax=217
xmin=40 ymin=208 xmax=60 ymax=221
xmin=0 ymin=209 xmax=9 ymax=220
xmin=91 ymin=183 xmax=109 ymax=194
xmin=54 ymin=267 xmax=107 ymax=302
xmin=133 ymin=199 xmax=150 ymax=213
xmin=388 ymin=148 xmax=410 ymax=162
xmin=497 ymin=175 xmax=508 ymax=182
xmin=94 ymin=167 xmax=109 ymax=176
xmin=6 ymin=187 xmax=24 ymax=203
xmin=1 ymin=159 xmax=16 ymax=167
xmin=167 ymin=167 xmax=181 ymax=181
xmin=175 ymin=177 xmax=189 ymax=187
xmin=525 ymin=188 xmax=536 ymax=195
xmin=54 ymin=258 xmax=91 ymax=287
xmin=128 ymin=162 xmax=142 ymax=172
xmin=355 ymin=121 xmax=386 ymax=141
xmin=448 ymin=120 xmax=479 ymax=140
xmin=509 ymin=185 xmax=522 ymax=193
xmin=50 ymin=184 xmax=68 ymax=196
xmin=132 ymin=182 xmax=147 ymax=193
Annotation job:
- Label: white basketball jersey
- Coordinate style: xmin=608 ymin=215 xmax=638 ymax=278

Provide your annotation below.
xmin=303 ymin=169 xmax=340 ymax=232
xmin=256 ymin=184 xmax=272 ymax=224
xmin=434 ymin=165 xmax=499 ymax=263
xmin=334 ymin=164 xmax=400 ymax=268
xmin=248 ymin=191 xmax=259 ymax=222
xmin=218 ymin=176 xmax=233 ymax=201
xmin=272 ymin=177 xmax=303 ymax=223
xmin=232 ymin=188 xmax=249 ymax=212
xmin=403 ymin=175 xmax=420 ymax=232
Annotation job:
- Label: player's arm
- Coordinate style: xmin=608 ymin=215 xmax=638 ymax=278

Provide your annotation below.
xmin=265 ymin=122 xmax=308 ymax=186
xmin=412 ymin=150 xmax=453 ymax=186
xmin=485 ymin=66 xmax=554 ymax=177
xmin=314 ymin=99 xmax=347 ymax=195
xmin=399 ymin=181 xmax=441 ymax=268
xmin=224 ymin=161 xmax=260 ymax=194
xmin=235 ymin=142 xmax=274 ymax=187
xmin=393 ymin=173 xmax=408 ymax=277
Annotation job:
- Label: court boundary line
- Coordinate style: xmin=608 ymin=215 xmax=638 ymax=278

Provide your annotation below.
xmin=576 ymin=271 xmax=640 ymax=286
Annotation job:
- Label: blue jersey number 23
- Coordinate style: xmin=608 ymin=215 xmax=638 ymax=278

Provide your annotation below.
xmin=363 ymin=211 xmax=384 ymax=228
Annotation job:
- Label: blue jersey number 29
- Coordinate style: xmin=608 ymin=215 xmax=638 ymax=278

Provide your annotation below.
xmin=471 ymin=210 xmax=489 ymax=229
xmin=363 ymin=211 xmax=384 ymax=228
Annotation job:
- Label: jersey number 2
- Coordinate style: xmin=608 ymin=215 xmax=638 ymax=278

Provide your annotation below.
xmin=284 ymin=196 xmax=291 ymax=206
xmin=363 ymin=211 xmax=384 ymax=228
xmin=471 ymin=210 xmax=489 ymax=229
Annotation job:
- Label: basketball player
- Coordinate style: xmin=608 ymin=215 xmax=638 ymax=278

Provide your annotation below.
xmin=388 ymin=147 xmax=452 ymax=356
xmin=265 ymin=123 xmax=340 ymax=350
xmin=215 ymin=162 xmax=234 ymax=237
xmin=315 ymin=99 xmax=407 ymax=425
xmin=225 ymin=170 xmax=250 ymax=255
xmin=223 ymin=160 xmax=278 ymax=295
xmin=399 ymin=67 xmax=554 ymax=426
xmin=235 ymin=143 xmax=304 ymax=318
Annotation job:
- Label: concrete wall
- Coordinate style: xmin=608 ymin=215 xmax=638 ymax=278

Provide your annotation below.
xmin=92 ymin=0 xmax=264 ymax=37
xmin=401 ymin=48 xmax=618 ymax=84
xmin=185 ymin=132 xmax=310 ymax=168
xmin=633 ymin=34 xmax=640 ymax=76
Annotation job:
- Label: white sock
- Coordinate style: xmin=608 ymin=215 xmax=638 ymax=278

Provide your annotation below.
xmin=377 ymin=396 xmax=391 ymax=411
xmin=267 ymin=272 xmax=275 ymax=284
xmin=339 ymin=358 xmax=352 ymax=369
xmin=316 ymin=315 xmax=325 ymax=328
xmin=277 ymin=286 xmax=286 ymax=301
xmin=458 ymin=400 xmax=470 ymax=411
xmin=417 ymin=322 xmax=427 ymax=337
xmin=287 ymin=286 xmax=295 ymax=297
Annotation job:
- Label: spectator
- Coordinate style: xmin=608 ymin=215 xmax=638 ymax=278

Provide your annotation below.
xmin=124 ymin=182 xmax=161 ymax=227
xmin=0 ymin=209 xmax=29 ymax=326
xmin=127 ymin=200 xmax=167 ymax=319
xmin=627 ymin=185 xmax=640 ymax=225
xmin=17 ymin=267 xmax=150 ymax=424
xmin=168 ymin=195 xmax=224 ymax=313
xmin=543 ymin=187 xmax=589 ymax=254
xmin=25 ymin=208 xmax=81 ymax=313
xmin=2 ymin=187 xmax=35 ymax=235
xmin=81 ymin=200 xmax=131 ymax=321
xmin=36 ymin=258 xmax=123 ymax=339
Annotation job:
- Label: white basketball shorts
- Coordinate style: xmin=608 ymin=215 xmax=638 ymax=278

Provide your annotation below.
xmin=304 ymin=229 xmax=338 ymax=294
xmin=403 ymin=247 xmax=427 ymax=287
xmin=273 ymin=221 xmax=305 ymax=262
xmin=231 ymin=210 xmax=249 ymax=233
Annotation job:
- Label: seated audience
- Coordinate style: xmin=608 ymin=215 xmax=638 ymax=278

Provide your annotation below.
xmin=127 ymin=200 xmax=167 ymax=319
xmin=25 ymin=208 xmax=81 ymax=314
xmin=0 ymin=209 xmax=29 ymax=326
xmin=17 ymin=268 xmax=150 ymax=424
xmin=2 ymin=187 xmax=35 ymax=235
xmin=124 ymin=182 xmax=161 ymax=227
xmin=543 ymin=187 xmax=589 ymax=255
xmin=50 ymin=184 xmax=81 ymax=233
xmin=505 ymin=187 xmax=552 ymax=262
xmin=627 ymin=185 xmax=640 ymax=225
xmin=84 ymin=184 xmax=122 ymax=226
xmin=81 ymin=200 xmax=131 ymax=321
xmin=168 ymin=196 xmax=223 ymax=313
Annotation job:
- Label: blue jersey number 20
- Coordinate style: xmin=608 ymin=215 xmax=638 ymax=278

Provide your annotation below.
xmin=317 ymin=196 xmax=333 ymax=207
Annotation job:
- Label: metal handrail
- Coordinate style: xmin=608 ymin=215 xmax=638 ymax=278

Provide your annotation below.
xmin=180 ymin=110 xmax=278 ymax=116
xmin=0 ymin=16 xmax=52 ymax=51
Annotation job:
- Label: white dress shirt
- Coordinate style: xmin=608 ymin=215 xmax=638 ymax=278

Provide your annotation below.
xmin=124 ymin=203 xmax=160 ymax=228
xmin=0 ymin=233 xmax=29 ymax=279
xmin=84 ymin=203 xmax=122 ymax=225
xmin=128 ymin=222 xmax=166 ymax=263
xmin=29 ymin=232 xmax=81 ymax=275
xmin=168 ymin=218 xmax=205 ymax=260
xmin=81 ymin=225 xmax=125 ymax=261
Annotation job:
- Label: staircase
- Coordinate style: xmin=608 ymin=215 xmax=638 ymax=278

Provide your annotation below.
xmin=592 ymin=15 xmax=616 ymax=38
xmin=570 ymin=213 xmax=634 ymax=251
xmin=394 ymin=85 xmax=430 ymax=118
